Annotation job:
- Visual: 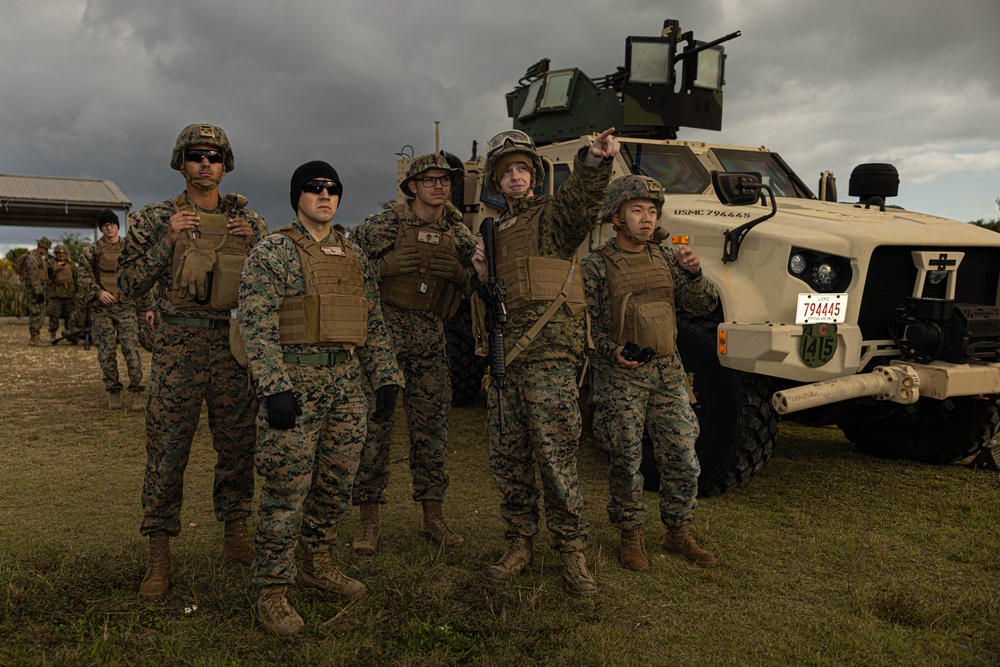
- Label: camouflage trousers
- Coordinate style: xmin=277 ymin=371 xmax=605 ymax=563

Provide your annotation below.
xmin=46 ymin=296 xmax=77 ymax=334
xmin=488 ymin=358 xmax=588 ymax=552
xmin=598 ymin=353 xmax=700 ymax=530
xmin=253 ymin=359 xmax=367 ymax=589
xmin=92 ymin=302 xmax=144 ymax=393
xmin=354 ymin=307 xmax=450 ymax=505
xmin=25 ymin=289 xmax=45 ymax=336
xmin=140 ymin=320 xmax=256 ymax=537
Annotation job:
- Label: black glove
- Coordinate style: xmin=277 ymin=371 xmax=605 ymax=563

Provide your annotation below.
xmin=265 ymin=390 xmax=301 ymax=430
xmin=372 ymin=384 xmax=398 ymax=421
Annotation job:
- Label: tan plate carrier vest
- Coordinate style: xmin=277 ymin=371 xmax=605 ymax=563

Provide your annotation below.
xmin=494 ymin=203 xmax=586 ymax=317
xmin=599 ymin=242 xmax=677 ymax=360
xmin=379 ymin=202 xmax=463 ymax=320
xmin=275 ymin=227 xmax=368 ymax=348
xmin=166 ymin=194 xmax=247 ymax=310
xmin=97 ymin=238 xmax=121 ymax=299
xmin=52 ymin=262 xmax=73 ymax=287
xmin=36 ymin=256 xmax=49 ymax=285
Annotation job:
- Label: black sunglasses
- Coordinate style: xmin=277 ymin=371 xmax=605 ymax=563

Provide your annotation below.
xmin=302 ymin=180 xmax=341 ymax=196
xmin=185 ymin=149 xmax=224 ymax=164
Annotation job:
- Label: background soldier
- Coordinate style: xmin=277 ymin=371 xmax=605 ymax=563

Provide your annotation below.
xmin=78 ymin=209 xmax=153 ymax=410
xmin=471 ymin=128 xmax=619 ymax=597
xmin=45 ymin=244 xmax=79 ymax=341
xmin=238 ymin=161 xmax=401 ymax=636
xmin=350 ymin=153 xmax=475 ymax=555
xmin=117 ymin=123 xmax=266 ymax=598
xmin=22 ymin=237 xmax=51 ymax=346
xmin=581 ymin=175 xmax=720 ymax=572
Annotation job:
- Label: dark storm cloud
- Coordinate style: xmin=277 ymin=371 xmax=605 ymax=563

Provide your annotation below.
xmin=1 ymin=0 xmax=997 ymax=252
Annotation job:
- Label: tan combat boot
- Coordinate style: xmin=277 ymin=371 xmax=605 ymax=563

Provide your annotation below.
xmin=258 ymin=585 xmax=304 ymax=636
xmin=418 ymin=500 xmax=465 ymax=547
xmin=221 ymin=517 xmax=255 ymax=566
xmin=298 ymin=552 xmax=366 ymax=600
xmin=108 ymin=392 xmax=122 ymax=410
xmin=560 ymin=551 xmax=598 ymax=597
xmin=139 ymin=531 xmax=171 ymax=597
xmin=663 ymin=524 xmax=718 ymax=568
xmin=620 ymin=527 xmax=650 ymax=572
xmin=482 ymin=538 xmax=533 ymax=582
xmin=352 ymin=503 xmax=380 ymax=556
xmin=28 ymin=334 xmax=42 ymax=347
xmin=127 ymin=392 xmax=146 ymax=412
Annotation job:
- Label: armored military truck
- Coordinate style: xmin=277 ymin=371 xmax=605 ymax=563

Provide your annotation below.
xmin=398 ymin=19 xmax=1000 ymax=496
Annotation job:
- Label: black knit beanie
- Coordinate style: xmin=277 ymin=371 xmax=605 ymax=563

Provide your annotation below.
xmin=290 ymin=161 xmax=342 ymax=212
xmin=97 ymin=208 xmax=119 ymax=226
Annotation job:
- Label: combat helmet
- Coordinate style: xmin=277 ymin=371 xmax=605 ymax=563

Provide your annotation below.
xmin=399 ymin=153 xmax=465 ymax=198
xmin=598 ymin=174 xmax=665 ymax=226
xmin=170 ymin=123 xmax=235 ymax=172
xmin=483 ymin=129 xmax=545 ymax=196
xmin=53 ymin=244 xmax=68 ymax=255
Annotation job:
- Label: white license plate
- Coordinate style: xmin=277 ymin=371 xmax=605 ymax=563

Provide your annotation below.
xmin=795 ymin=293 xmax=847 ymax=324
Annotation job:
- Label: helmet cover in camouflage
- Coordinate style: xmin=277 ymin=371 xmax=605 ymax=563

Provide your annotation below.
xmin=483 ymin=129 xmax=545 ymax=196
xmin=53 ymin=244 xmax=68 ymax=254
xmin=36 ymin=236 xmax=52 ymax=249
xmin=169 ymin=123 xmax=235 ymax=172
xmin=398 ymin=153 xmax=465 ymax=198
xmin=598 ymin=175 xmax=665 ymax=225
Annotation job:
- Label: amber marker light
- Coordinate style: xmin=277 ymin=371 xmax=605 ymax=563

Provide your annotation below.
xmin=718 ymin=330 xmax=727 ymax=355
xmin=672 ymin=235 xmax=689 ymax=245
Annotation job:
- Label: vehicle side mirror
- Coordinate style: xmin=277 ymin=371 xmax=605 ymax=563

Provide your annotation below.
xmin=712 ymin=171 xmax=763 ymax=206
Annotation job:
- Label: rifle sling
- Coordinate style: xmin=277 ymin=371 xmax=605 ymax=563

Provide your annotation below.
xmin=504 ymin=261 xmax=585 ymax=367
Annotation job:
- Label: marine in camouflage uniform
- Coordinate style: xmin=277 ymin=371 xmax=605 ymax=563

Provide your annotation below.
xmin=22 ymin=237 xmax=51 ymax=346
xmin=350 ymin=153 xmax=476 ymax=554
xmin=471 ymin=128 xmax=619 ymax=597
xmin=77 ymin=209 xmax=153 ymax=409
xmin=45 ymin=244 xmax=79 ymax=340
xmin=117 ymin=123 xmax=265 ymax=598
xmin=239 ymin=161 xmax=402 ymax=637
xmin=581 ymin=174 xmax=720 ymax=572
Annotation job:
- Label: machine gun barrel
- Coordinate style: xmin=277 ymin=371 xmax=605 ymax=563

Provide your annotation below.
xmin=675 ymin=30 xmax=742 ymax=61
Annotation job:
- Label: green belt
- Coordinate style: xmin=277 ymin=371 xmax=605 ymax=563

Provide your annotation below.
xmin=282 ymin=350 xmax=351 ymax=366
xmin=163 ymin=314 xmax=228 ymax=329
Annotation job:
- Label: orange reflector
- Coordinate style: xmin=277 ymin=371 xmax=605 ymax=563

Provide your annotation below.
xmin=671 ymin=235 xmax=689 ymax=245
xmin=718 ymin=330 xmax=727 ymax=355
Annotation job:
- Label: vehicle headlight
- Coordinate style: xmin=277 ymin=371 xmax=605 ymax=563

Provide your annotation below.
xmin=788 ymin=253 xmax=808 ymax=276
xmin=812 ymin=262 xmax=838 ymax=290
xmin=788 ymin=247 xmax=852 ymax=292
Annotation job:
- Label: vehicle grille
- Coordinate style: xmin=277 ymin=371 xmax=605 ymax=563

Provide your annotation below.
xmin=858 ymin=246 xmax=1000 ymax=340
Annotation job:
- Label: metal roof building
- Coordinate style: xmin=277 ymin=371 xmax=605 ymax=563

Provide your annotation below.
xmin=0 ymin=174 xmax=131 ymax=233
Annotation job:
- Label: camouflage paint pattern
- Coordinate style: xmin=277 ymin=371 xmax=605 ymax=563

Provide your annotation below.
xmin=78 ymin=240 xmax=151 ymax=392
xmin=479 ymin=148 xmax=612 ymax=552
xmin=118 ymin=192 xmax=268 ymax=538
xmin=582 ymin=237 xmax=719 ymax=529
xmin=350 ymin=205 xmax=476 ymax=504
xmin=238 ymin=218 xmax=401 ymax=588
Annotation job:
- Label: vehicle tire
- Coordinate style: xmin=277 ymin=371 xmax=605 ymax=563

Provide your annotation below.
xmin=641 ymin=314 xmax=779 ymax=496
xmin=840 ymin=396 xmax=1000 ymax=463
xmin=444 ymin=300 xmax=484 ymax=406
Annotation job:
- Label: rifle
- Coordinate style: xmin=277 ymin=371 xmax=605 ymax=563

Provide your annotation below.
xmin=477 ymin=217 xmax=508 ymax=434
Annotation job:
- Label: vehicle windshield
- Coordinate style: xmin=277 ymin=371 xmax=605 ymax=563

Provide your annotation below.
xmin=620 ymin=143 xmax=710 ymax=194
xmin=712 ymin=149 xmax=812 ymax=198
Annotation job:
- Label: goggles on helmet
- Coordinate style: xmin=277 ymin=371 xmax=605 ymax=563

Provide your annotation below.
xmin=486 ymin=129 xmax=535 ymax=155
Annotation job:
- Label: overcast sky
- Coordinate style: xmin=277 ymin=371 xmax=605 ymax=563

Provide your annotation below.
xmin=1 ymin=0 xmax=998 ymax=254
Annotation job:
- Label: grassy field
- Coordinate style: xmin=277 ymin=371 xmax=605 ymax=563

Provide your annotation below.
xmin=1 ymin=321 xmax=998 ymax=666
